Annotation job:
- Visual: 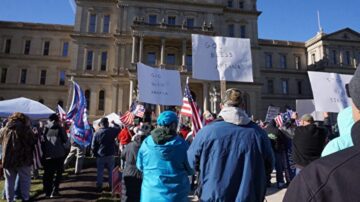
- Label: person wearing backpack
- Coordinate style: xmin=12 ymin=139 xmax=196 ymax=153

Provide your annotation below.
xmin=41 ymin=114 xmax=68 ymax=198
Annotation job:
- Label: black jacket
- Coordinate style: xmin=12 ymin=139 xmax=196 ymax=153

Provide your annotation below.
xmin=264 ymin=121 xmax=287 ymax=152
xmin=284 ymin=121 xmax=360 ymax=202
xmin=92 ymin=126 xmax=120 ymax=157
xmin=42 ymin=121 xmax=68 ymax=159
xmin=292 ymin=124 xmax=327 ymax=167
xmin=121 ymin=141 xmax=142 ymax=178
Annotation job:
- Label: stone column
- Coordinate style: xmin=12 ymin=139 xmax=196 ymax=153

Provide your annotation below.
xmin=160 ymin=38 xmax=166 ymax=67
xmin=182 ymin=39 xmax=187 ymax=70
xmin=203 ymin=82 xmax=209 ymax=112
xmin=131 ymin=36 xmax=137 ymax=63
xmin=139 ymin=34 xmax=144 ymax=63
xmin=129 ymin=79 xmax=134 ymax=104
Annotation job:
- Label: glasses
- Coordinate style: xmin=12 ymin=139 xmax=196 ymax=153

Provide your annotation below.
xmin=345 ymin=83 xmax=351 ymax=98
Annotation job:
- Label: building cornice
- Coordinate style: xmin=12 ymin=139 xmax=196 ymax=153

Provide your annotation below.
xmin=0 ymin=21 xmax=73 ymax=33
xmin=258 ymin=39 xmax=305 ymax=48
xmin=0 ymin=54 xmax=71 ymax=63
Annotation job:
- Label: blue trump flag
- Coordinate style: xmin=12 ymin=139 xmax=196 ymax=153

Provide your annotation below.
xmin=67 ymin=81 xmax=93 ymax=147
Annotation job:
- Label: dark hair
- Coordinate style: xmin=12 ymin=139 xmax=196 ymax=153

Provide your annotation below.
xmin=49 ymin=113 xmax=59 ymax=122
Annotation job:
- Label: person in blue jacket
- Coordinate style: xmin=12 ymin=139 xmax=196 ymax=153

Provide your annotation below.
xmin=136 ymin=111 xmax=193 ymax=202
xmin=321 ymin=106 xmax=355 ymax=157
xmin=187 ymin=88 xmax=274 ymax=202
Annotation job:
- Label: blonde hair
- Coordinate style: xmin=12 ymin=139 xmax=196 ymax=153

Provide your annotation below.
xmin=8 ymin=112 xmax=29 ymax=125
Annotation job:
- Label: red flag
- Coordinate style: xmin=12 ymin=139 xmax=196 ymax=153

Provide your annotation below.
xmin=120 ymin=111 xmax=135 ymax=126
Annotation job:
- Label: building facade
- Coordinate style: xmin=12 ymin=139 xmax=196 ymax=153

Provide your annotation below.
xmin=1 ymin=0 xmax=359 ymax=121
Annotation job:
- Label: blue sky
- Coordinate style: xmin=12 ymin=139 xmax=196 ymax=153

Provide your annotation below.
xmin=0 ymin=0 xmax=359 ymax=42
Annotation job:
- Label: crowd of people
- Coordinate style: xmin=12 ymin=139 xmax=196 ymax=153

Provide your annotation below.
xmin=1 ymin=67 xmax=360 ymax=202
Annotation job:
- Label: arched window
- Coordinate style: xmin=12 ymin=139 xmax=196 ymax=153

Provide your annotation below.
xmin=98 ymin=90 xmax=105 ymax=111
xmin=39 ymin=99 xmax=44 ymax=104
xmin=57 ymin=100 xmax=64 ymax=108
xmin=85 ymin=90 xmax=91 ymax=110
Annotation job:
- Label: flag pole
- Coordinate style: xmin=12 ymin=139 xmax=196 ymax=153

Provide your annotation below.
xmin=66 ymin=76 xmax=74 ymax=112
xmin=220 ymin=80 xmax=227 ymax=100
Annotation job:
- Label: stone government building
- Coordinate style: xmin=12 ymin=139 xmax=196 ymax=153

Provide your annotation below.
xmin=0 ymin=0 xmax=359 ymax=121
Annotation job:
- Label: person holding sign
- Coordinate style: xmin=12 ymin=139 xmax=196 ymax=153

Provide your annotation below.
xmin=187 ymin=88 xmax=274 ymax=202
xmin=284 ymin=66 xmax=360 ymax=202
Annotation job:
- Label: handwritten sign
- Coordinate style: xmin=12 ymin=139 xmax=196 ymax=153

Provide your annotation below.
xmin=137 ymin=63 xmax=182 ymax=106
xmin=192 ymin=34 xmax=253 ymax=82
xmin=296 ymin=99 xmax=324 ymax=121
xmin=265 ymin=106 xmax=281 ymax=122
xmin=308 ymin=71 xmax=352 ymax=113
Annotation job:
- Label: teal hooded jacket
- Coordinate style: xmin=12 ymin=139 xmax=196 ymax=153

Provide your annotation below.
xmin=321 ymin=107 xmax=355 ymax=157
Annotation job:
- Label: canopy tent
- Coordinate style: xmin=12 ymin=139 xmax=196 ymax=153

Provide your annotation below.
xmin=93 ymin=113 xmax=122 ymax=127
xmin=0 ymin=97 xmax=55 ymax=120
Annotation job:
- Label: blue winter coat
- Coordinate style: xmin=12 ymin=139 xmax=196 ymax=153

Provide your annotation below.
xmin=187 ymin=121 xmax=274 ymax=202
xmin=136 ymin=135 xmax=192 ymax=202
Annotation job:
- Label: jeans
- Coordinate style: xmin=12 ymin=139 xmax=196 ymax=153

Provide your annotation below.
xmin=43 ymin=157 xmax=65 ymax=196
xmin=4 ymin=166 xmax=32 ymax=202
xmin=64 ymin=145 xmax=85 ymax=174
xmin=96 ymin=156 xmax=115 ymax=189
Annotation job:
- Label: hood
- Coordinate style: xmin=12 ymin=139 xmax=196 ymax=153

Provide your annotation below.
xmin=337 ymin=106 xmax=355 ymax=137
xmin=218 ymin=107 xmax=251 ymax=125
xmin=151 ymin=127 xmax=176 ymax=145
xmin=145 ymin=134 xmax=184 ymax=161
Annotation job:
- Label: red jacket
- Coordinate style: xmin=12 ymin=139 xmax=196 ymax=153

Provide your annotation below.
xmin=118 ymin=127 xmax=132 ymax=145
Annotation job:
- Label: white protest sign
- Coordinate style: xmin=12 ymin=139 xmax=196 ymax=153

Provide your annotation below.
xmin=137 ymin=63 xmax=182 ymax=106
xmin=265 ymin=106 xmax=280 ymax=122
xmin=296 ymin=99 xmax=324 ymax=121
xmin=192 ymin=34 xmax=253 ymax=82
xmin=308 ymin=71 xmax=352 ymax=113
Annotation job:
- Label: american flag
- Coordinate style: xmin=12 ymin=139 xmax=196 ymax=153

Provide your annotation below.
xmin=57 ymin=105 xmax=67 ymax=122
xmin=134 ymin=104 xmax=145 ymax=118
xmin=180 ymin=81 xmax=203 ymax=136
xmin=120 ymin=111 xmax=135 ymax=126
xmin=274 ymin=114 xmax=284 ymax=127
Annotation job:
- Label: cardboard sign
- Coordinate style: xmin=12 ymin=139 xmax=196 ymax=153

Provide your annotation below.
xmin=137 ymin=63 xmax=182 ymax=106
xmin=265 ymin=106 xmax=281 ymax=122
xmin=296 ymin=99 xmax=324 ymax=121
xmin=192 ymin=34 xmax=253 ymax=82
xmin=308 ymin=71 xmax=352 ymax=113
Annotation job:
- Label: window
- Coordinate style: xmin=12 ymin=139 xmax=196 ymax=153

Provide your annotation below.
xmin=332 ymin=50 xmax=337 ymax=64
xmin=98 ymin=90 xmax=105 ymax=111
xmin=62 ymin=42 xmax=69 ymax=57
xmin=40 ymin=70 xmax=46 ymax=85
xmin=149 ymin=15 xmax=157 ymax=24
xmin=240 ymin=25 xmax=246 ymax=38
xmin=265 ymin=53 xmax=272 ymax=68
xmin=38 ymin=99 xmax=44 ymax=104
xmin=297 ymin=80 xmax=303 ymax=95
xmin=279 ymin=54 xmax=287 ymax=69
xmin=85 ymin=90 xmax=91 ymax=110
xmin=345 ymin=51 xmax=351 ymax=65
xmin=100 ymin=51 xmax=107 ymax=71
xmin=147 ymin=52 xmax=156 ymax=65
xmin=20 ymin=69 xmax=27 ymax=84
xmin=227 ymin=0 xmax=233 ymax=7
xmin=267 ymin=79 xmax=274 ymax=94
xmin=59 ymin=71 xmax=66 ymax=86
xmin=295 ymin=56 xmax=301 ymax=70
xmin=43 ymin=41 xmax=50 ymax=56
xmin=239 ymin=1 xmax=244 ymax=8
xmin=228 ymin=24 xmax=234 ymax=37
xmin=186 ymin=55 xmax=192 ymax=71
xmin=57 ymin=100 xmax=64 ymax=108
xmin=311 ymin=53 xmax=316 ymax=64
xmin=168 ymin=16 xmax=176 ymax=25
xmin=103 ymin=15 xmax=110 ymax=33
xmin=89 ymin=14 xmax=97 ymax=33
xmin=4 ymin=39 xmax=11 ymax=54
xmin=24 ymin=40 xmax=31 ymax=55
xmin=166 ymin=53 xmax=175 ymax=65
xmin=187 ymin=18 xmax=194 ymax=28
xmin=86 ymin=50 xmax=94 ymax=70
xmin=281 ymin=80 xmax=289 ymax=95
xmin=1 ymin=68 xmax=7 ymax=83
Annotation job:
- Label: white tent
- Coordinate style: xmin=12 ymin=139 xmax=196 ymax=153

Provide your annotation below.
xmin=0 ymin=97 xmax=55 ymax=120
xmin=93 ymin=113 xmax=122 ymax=127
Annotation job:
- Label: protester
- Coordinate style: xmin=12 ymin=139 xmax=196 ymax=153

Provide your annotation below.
xmin=0 ymin=112 xmax=35 ymax=202
xmin=291 ymin=114 xmax=327 ymax=174
xmin=121 ymin=124 xmax=150 ymax=202
xmin=91 ymin=118 xmax=121 ymax=192
xmin=264 ymin=120 xmax=288 ymax=189
xmin=203 ymin=110 xmax=215 ymax=126
xmin=63 ymin=136 xmax=86 ymax=175
xmin=321 ymin=106 xmax=355 ymax=156
xmin=41 ymin=113 xmax=68 ymax=198
xmin=187 ymin=88 xmax=274 ymax=202
xmin=136 ymin=111 xmax=193 ymax=202
xmin=283 ymin=65 xmax=360 ymax=202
